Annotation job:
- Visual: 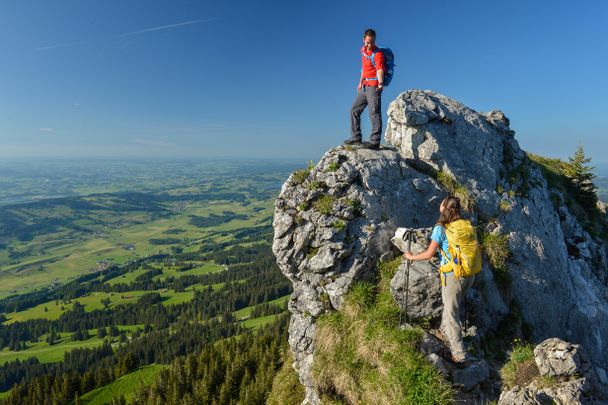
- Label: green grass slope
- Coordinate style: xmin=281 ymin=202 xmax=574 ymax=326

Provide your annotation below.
xmin=310 ymin=258 xmax=453 ymax=404
xmin=79 ymin=364 xmax=169 ymax=404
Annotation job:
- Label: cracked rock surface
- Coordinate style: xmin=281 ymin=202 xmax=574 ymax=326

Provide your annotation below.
xmin=273 ymin=89 xmax=608 ymax=404
xmin=273 ymin=146 xmax=442 ymax=402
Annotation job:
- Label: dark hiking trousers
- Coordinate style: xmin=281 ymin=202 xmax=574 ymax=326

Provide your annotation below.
xmin=350 ymin=85 xmax=382 ymax=145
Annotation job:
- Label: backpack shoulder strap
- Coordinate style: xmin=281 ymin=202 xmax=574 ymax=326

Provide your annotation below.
xmin=433 ymin=224 xmax=450 ymax=259
xmin=362 ymin=49 xmax=377 ymax=68
xmin=438 ymin=246 xmax=450 ymax=261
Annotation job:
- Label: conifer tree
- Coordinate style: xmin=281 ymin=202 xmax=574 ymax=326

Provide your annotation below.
xmin=565 ymin=145 xmax=598 ymax=211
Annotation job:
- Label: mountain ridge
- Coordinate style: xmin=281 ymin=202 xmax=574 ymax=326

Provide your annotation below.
xmin=272 ymin=89 xmax=608 ymax=404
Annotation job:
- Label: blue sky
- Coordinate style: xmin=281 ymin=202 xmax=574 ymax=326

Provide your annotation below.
xmin=0 ymin=0 xmax=607 ymax=163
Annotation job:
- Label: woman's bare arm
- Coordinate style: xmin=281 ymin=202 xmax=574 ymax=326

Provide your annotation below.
xmin=404 ymin=239 xmax=440 ymax=261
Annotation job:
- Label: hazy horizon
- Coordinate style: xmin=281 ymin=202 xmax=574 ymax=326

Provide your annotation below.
xmin=2 ymin=155 xmax=608 ymax=177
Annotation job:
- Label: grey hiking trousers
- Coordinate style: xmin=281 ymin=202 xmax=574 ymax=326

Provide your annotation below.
xmin=350 ymin=85 xmax=382 ymax=145
xmin=441 ymin=272 xmax=475 ymax=360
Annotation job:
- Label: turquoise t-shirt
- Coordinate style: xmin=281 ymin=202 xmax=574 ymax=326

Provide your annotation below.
xmin=431 ymin=224 xmax=450 ymax=265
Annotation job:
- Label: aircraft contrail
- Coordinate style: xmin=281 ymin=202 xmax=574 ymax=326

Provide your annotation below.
xmin=33 ymin=18 xmax=214 ymax=51
xmin=118 ymin=18 xmax=215 ymax=37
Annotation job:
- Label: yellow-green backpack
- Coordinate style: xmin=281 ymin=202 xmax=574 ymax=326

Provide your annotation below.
xmin=438 ymin=219 xmax=482 ymax=282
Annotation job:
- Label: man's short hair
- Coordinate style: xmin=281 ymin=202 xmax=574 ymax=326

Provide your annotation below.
xmin=363 ymin=29 xmax=376 ymax=38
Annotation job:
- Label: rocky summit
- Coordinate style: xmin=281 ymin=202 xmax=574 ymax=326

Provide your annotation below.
xmin=272 ymin=89 xmax=608 ymax=404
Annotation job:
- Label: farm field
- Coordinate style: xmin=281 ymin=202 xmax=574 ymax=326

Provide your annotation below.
xmin=0 ymin=197 xmax=274 ymax=298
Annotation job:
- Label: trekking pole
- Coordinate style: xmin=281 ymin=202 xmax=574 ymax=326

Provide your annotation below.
xmin=400 ymin=231 xmax=412 ymax=327
xmin=463 ymin=289 xmax=468 ymax=331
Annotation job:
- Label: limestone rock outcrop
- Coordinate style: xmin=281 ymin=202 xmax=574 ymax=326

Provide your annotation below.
xmin=385 ymin=90 xmax=608 ymax=372
xmin=273 ymin=147 xmax=443 ymax=402
xmin=499 ymin=338 xmax=608 ymax=404
xmin=273 ymin=89 xmax=608 ymax=404
xmin=534 ymin=338 xmax=596 ymax=379
xmin=389 ymin=228 xmax=442 ymax=322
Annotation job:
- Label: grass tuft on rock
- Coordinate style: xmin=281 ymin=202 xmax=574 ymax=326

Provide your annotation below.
xmin=480 ymin=231 xmax=512 ymax=287
xmin=500 ymin=341 xmax=561 ymax=391
xmin=345 ymin=198 xmax=362 ymax=216
xmin=309 ymin=180 xmax=323 ymax=191
xmin=499 ymin=200 xmax=512 ymax=213
xmin=435 ymin=170 xmax=475 ymax=211
xmin=292 ymin=160 xmax=316 ymax=185
xmin=292 ymin=169 xmax=310 ymax=185
xmin=326 ymin=162 xmax=341 ymax=172
xmin=500 ymin=343 xmax=541 ymax=389
xmin=306 ymin=247 xmax=319 ymax=258
xmin=312 ymin=257 xmax=453 ymax=405
xmin=331 ymin=220 xmax=346 ymax=231
xmin=480 ymin=231 xmax=511 ymax=270
xmin=314 ymin=195 xmax=336 ymax=215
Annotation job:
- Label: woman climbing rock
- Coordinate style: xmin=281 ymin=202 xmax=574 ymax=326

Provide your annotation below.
xmin=404 ymin=195 xmax=482 ymax=363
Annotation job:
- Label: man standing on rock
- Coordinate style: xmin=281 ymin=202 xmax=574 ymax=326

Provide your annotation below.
xmin=344 ymin=28 xmax=385 ymax=150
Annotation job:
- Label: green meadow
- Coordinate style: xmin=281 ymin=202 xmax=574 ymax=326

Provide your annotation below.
xmin=3 ymin=282 xmax=220 ymax=325
xmin=234 ymin=294 xmax=290 ymax=320
xmin=0 ymin=325 xmax=141 ymax=365
xmin=241 ymin=314 xmax=283 ymax=330
xmin=79 ymin=364 xmax=170 ymax=404
xmin=106 ymin=261 xmax=225 ymax=286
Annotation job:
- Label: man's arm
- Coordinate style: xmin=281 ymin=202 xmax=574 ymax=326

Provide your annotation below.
xmin=377 ymin=69 xmax=384 ymax=88
xmin=375 ymin=51 xmax=386 ymax=90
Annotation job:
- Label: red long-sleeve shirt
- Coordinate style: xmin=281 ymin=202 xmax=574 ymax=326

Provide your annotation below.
xmin=360 ymin=45 xmax=386 ymax=86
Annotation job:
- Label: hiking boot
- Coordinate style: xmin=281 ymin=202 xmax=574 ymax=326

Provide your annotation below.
xmin=450 ymin=354 xmax=467 ymax=366
xmin=364 ymin=142 xmax=380 ymax=150
xmin=343 ymin=138 xmax=362 ymax=145
xmin=451 ymin=353 xmax=478 ymax=367
xmin=430 ymin=328 xmax=449 ymax=346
